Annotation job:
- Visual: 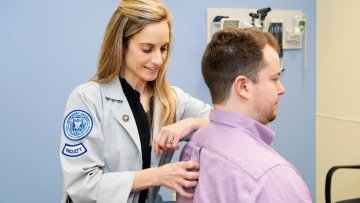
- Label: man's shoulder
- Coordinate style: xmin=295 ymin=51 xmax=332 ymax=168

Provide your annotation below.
xmin=187 ymin=124 xmax=287 ymax=180
xmin=188 ymin=122 xmax=221 ymax=143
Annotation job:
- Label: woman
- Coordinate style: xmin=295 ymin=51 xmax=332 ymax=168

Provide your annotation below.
xmin=59 ymin=0 xmax=211 ymax=202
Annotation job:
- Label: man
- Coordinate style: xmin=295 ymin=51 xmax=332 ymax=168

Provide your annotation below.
xmin=177 ymin=28 xmax=312 ymax=203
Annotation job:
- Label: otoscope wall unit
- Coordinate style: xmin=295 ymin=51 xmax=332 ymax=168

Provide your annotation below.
xmin=207 ymin=8 xmax=306 ymax=50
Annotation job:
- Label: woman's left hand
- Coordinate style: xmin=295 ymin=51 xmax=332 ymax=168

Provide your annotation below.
xmin=154 ymin=118 xmax=208 ymax=156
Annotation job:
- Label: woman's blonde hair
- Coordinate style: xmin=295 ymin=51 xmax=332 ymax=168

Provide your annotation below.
xmin=94 ymin=0 xmax=175 ymax=127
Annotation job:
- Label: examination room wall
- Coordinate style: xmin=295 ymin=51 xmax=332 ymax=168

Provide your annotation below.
xmin=0 ymin=0 xmax=315 ymax=202
xmin=317 ymin=0 xmax=360 ymax=202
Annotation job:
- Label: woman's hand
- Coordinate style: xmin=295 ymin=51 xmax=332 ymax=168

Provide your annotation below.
xmin=158 ymin=160 xmax=200 ymax=199
xmin=132 ymin=160 xmax=200 ymax=199
xmin=154 ymin=118 xmax=208 ymax=156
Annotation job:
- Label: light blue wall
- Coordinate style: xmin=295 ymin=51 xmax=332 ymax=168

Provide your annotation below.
xmin=0 ymin=0 xmax=315 ymax=202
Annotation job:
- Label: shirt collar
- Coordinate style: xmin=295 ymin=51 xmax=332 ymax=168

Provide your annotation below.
xmin=210 ymin=109 xmax=275 ymax=145
xmin=120 ymin=77 xmax=141 ymax=99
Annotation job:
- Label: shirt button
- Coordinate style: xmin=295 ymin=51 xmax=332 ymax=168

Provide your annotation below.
xmin=122 ymin=114 xmax=129 ymax=122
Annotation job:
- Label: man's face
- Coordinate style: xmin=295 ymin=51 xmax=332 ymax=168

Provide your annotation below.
xmin=251 ymin=45 xmax=286 ymax=125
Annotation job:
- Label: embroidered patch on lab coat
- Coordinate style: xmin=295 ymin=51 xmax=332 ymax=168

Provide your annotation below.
xmin=62 ymin=143 xmax=87 ymax=157
xmin=63 ymin=110 xmax=93 ymax=140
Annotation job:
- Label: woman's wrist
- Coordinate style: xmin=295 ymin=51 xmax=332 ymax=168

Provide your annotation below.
xmin=190 ymin=118 xmax=208 ymax=131
xmin=132 ymin=167 xmax=161 ymax=192
xmin=179 ymin=118 xmax=208 ymax=141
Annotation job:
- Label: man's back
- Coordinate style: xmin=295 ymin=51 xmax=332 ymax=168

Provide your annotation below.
xmin=177 ymin=109 xmax=312 ymax=203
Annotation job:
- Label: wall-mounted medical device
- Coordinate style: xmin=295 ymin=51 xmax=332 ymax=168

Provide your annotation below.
xmin=213 ymin=16 xmax=252 ymax=30
xmin=285 ymin=15 xmax=306 ymax=46
xmin=268 ymin=20 xmax=283 ymax=57
xmin=208 ymin=8 xmax=306 ymax=50
xmin=257 ymin=7 xmax=272 ymax=29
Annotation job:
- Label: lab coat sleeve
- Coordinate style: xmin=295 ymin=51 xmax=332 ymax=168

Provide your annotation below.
xmin=171 ymin=86 xmax=212 ymax=141
xmin=172 ymin=86 xmax=212 ymax=120
xmin=60 ymin=83 xmax=135 ymax=203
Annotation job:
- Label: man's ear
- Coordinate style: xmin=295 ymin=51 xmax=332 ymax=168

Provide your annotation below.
xmin=234 ymin=75 xmax=251 ymax=99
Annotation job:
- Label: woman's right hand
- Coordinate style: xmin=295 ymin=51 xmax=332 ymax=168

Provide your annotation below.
xmin=157 ymin=160 xmax=200 ymax=199
xmin=132 ymin=160 xmax=200 ymax=199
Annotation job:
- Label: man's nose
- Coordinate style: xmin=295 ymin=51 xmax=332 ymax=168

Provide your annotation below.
xmin=278 ymin=82 xmax=286 ymax=95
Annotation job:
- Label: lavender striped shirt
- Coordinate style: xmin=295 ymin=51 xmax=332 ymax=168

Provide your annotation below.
xmin=177 ymin=109 xmax=312 ymax=203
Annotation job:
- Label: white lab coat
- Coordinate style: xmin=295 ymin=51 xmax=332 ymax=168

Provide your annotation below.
xmin=60 ymin=77 xmax=211 ymax=203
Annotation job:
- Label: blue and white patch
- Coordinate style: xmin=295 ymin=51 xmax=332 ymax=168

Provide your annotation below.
xmin=62 ymin=143 xmax=87 ymax=157
xmin=63 ymin=110 xmax=93 ymax=141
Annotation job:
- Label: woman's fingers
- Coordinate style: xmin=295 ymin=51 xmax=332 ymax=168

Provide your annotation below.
xmin=173 ymin=181 xmax=196 ymax=199
xmin=154 ymin=126 xmax=181 ymax=155
xmin=157 ymin=160 xmax=200 ymax=199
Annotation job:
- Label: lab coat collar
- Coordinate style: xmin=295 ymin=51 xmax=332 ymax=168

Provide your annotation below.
xmin=102 ymin=77 xmax=143 ymax=156
xmin=101 ymin=77 xmax=125 ymax=101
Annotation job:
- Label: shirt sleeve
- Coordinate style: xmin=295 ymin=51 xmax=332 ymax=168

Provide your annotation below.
xmin=60 ymin=83 xmax=135 ymax=203
xmin=176 ymin=142 xmax=200 ymax=203
xmin=178 ymin=144 xmax=249 ymax=203
xmin=247 ymin=164 xmax=313 ymax=203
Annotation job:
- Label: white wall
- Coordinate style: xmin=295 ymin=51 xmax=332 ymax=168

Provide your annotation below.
xmin=317 ymin=0 xmax=360 ymax=202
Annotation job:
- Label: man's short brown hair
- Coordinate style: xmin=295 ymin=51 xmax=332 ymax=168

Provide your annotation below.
xmin=201 ymin=28 xmax=279 ymax=104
